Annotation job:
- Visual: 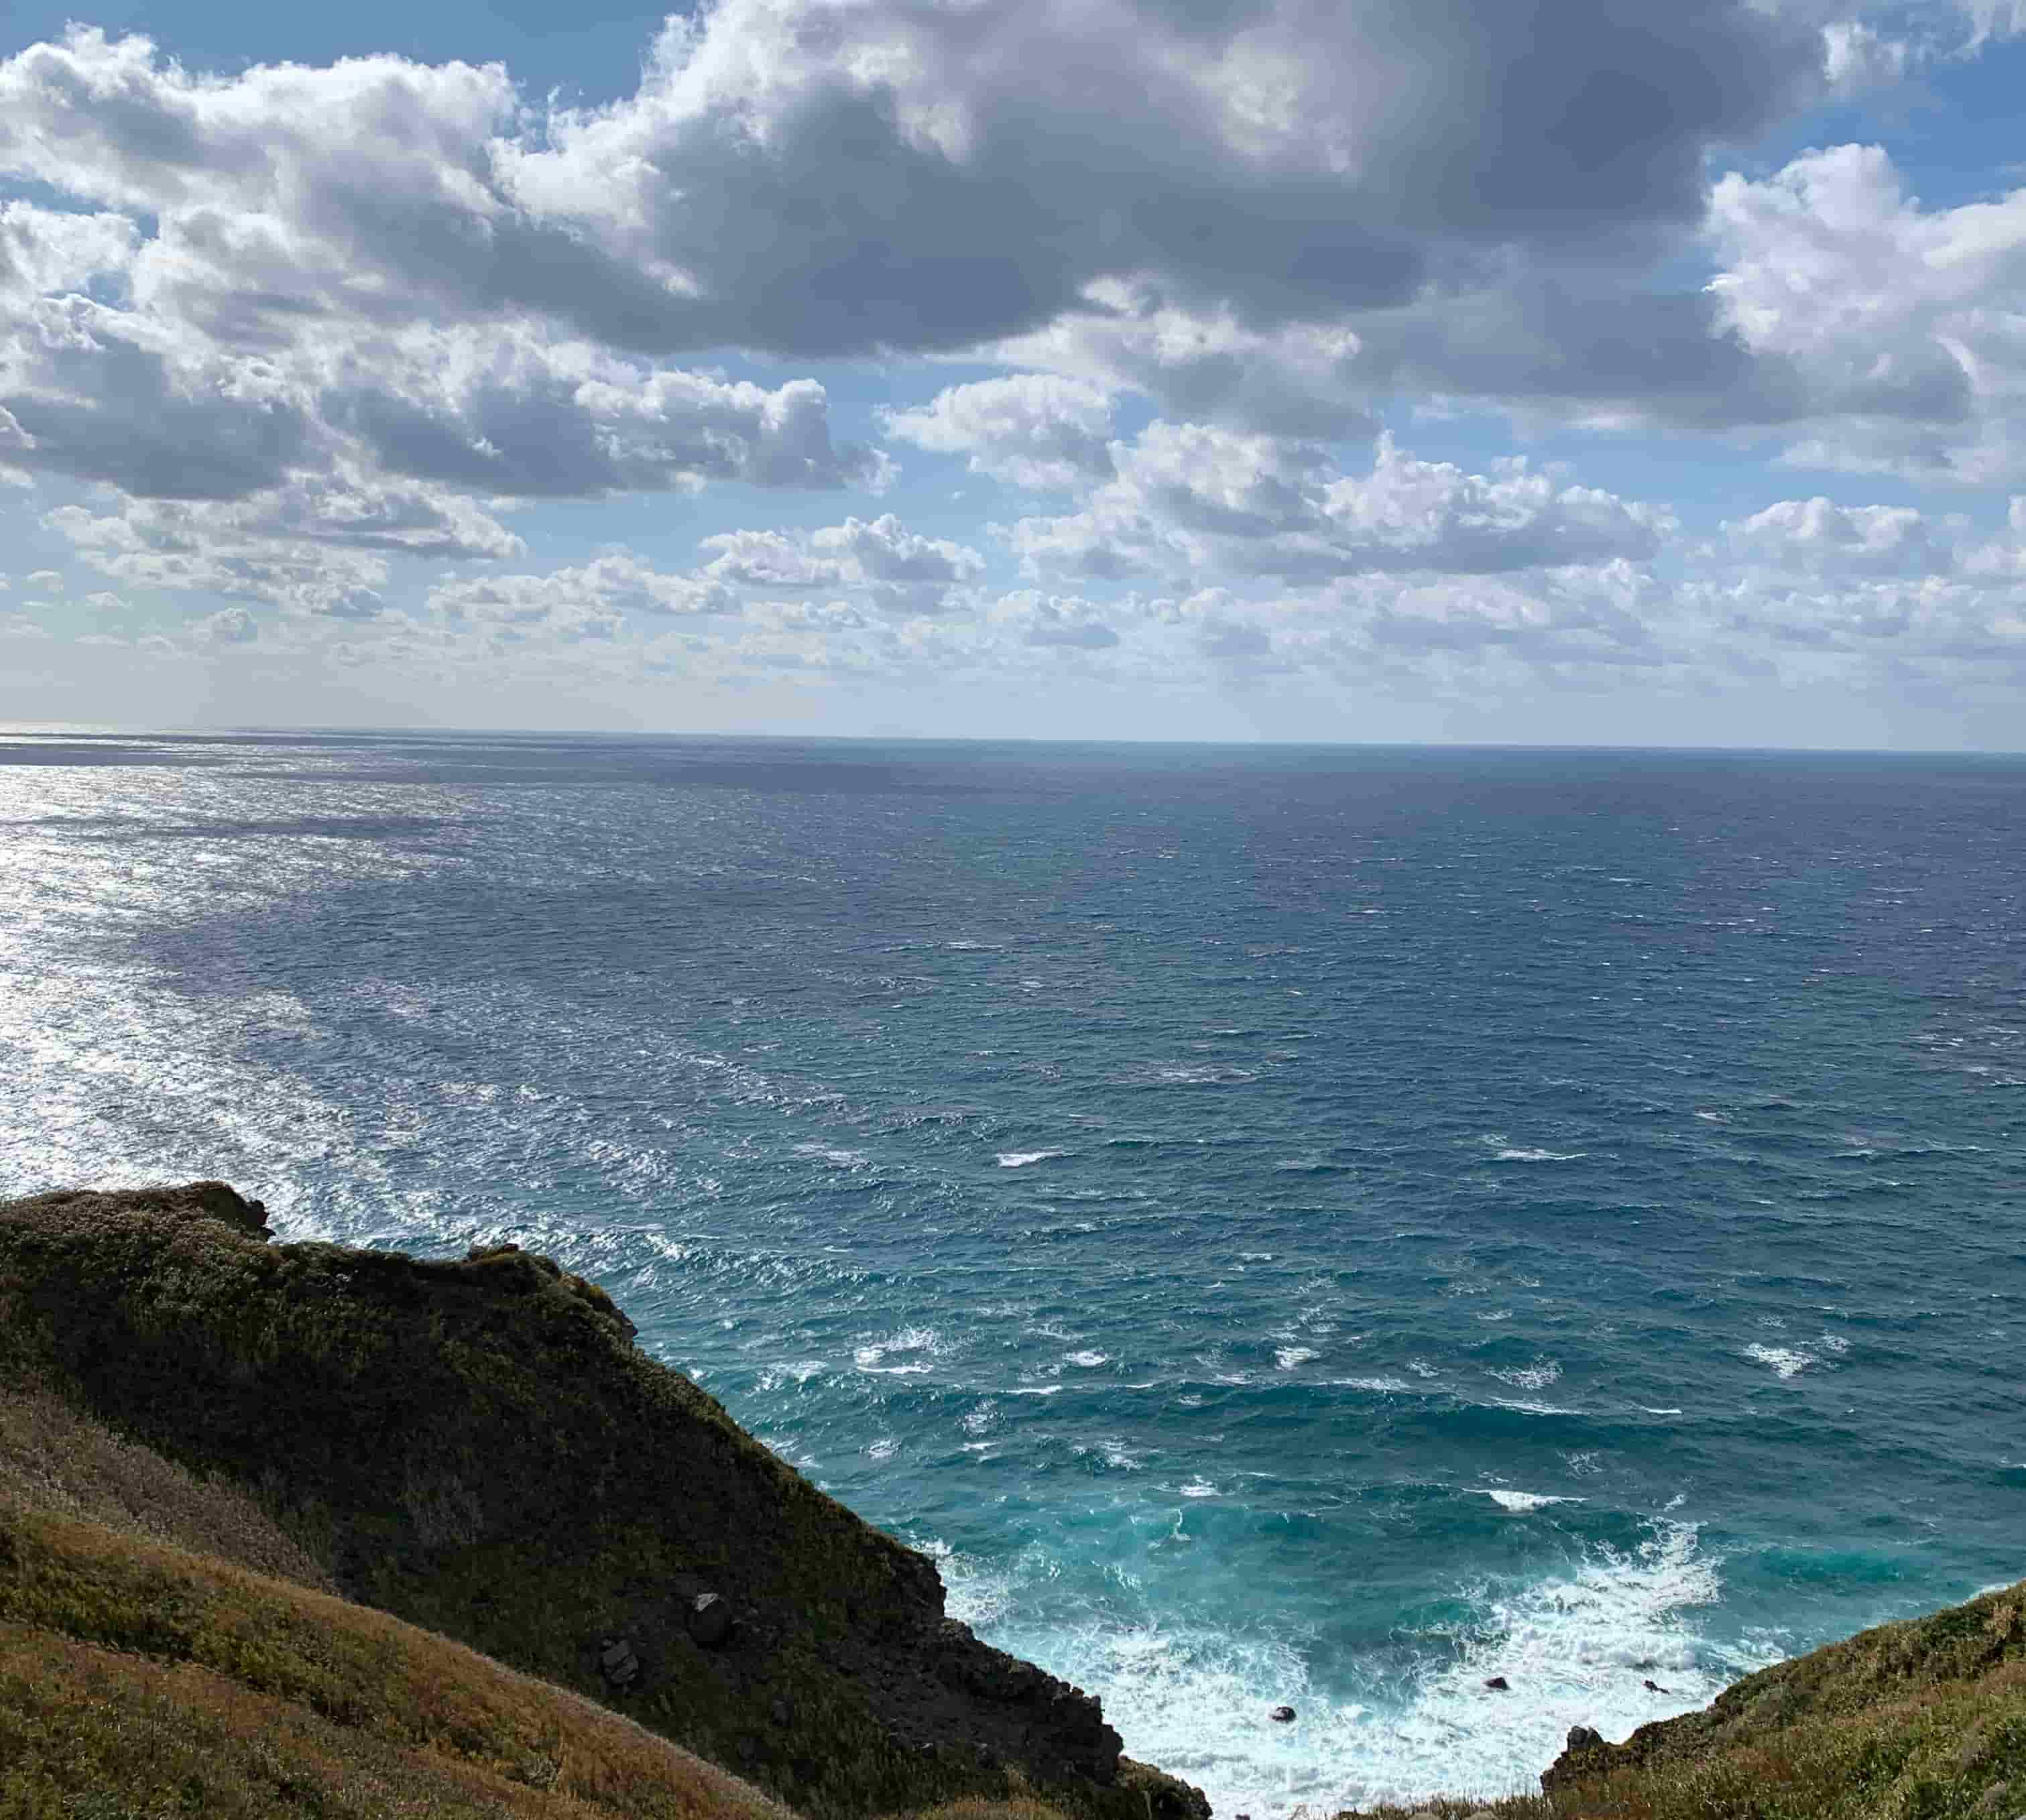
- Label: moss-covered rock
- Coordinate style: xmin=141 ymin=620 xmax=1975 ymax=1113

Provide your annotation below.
xmin=0 ymin=1182 xmax=1207 ymax=1820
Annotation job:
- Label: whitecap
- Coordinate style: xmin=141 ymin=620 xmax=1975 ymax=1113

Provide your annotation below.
xmin=866 ymin=1437 xmax=899 ymax=1461
xmin=792 ymin=1142 xmax=868 ymax=1166
xmin=854 ymin=1325 xmax=944 ymax=1374
xmin=1742 ymin=1342 xmax=1814 ymax=1378
xmin=1495 ymin=1147 xmax=1588 ymax=1163
xmin=1275 ymin=1345 xmax=1320 ymax=1370
xmin=1064 ymin=1349 xmax=1110 ymax=1368
xmin=1008 ymin=1384 xmax=1064 ymax=1397
xmin=756 ymin=1359 xmax=826 ymax=1392
xmin=1331 ymin=1376 xmax=1412 ymax=1393
xmin=998 ymin=1148 xmax=1067 ymax=1168
xmin=1478 ymin=1488 xmax=1586 ymax=1512
xmin=1640 ymin=1406 xmax=1684 ymax=1416
xmin=1488 ymin=1359 xmax=1562 ymax=1390
xmin=1179 ymin=1477 xmax=1218 ymax=1498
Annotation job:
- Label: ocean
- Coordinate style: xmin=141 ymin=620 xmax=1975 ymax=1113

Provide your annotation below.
xmin=3 ymin=730 xmax=2021 ymax=1815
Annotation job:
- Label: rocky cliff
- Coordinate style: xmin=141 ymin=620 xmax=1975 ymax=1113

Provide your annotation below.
xmin=0 ymin=1180 xmax=1207 ymax=1820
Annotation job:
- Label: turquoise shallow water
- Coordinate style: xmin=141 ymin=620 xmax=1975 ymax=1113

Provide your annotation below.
xmin=3 ymin=732 xmax=2022 ymax=1813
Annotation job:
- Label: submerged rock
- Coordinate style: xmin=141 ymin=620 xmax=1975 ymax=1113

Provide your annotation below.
xmin=1269 ymin=1705 xmax=1296 ymax=1723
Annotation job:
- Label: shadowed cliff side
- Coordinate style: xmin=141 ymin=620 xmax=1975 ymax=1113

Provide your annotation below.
xmin=0 ymin=1181 xmax=1207 ymax=1820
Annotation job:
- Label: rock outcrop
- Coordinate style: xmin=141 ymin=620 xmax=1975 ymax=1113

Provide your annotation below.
xmin=0 ymin=1181 xmax=1207 ymax=1820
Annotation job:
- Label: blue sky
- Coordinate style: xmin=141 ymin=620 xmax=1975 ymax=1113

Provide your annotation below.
xmin=3 ymin=0 xmax=2025 ymax=744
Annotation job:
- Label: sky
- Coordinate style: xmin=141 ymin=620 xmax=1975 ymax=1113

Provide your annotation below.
xmin=2 ymin=0 xmax=2025 ymax=745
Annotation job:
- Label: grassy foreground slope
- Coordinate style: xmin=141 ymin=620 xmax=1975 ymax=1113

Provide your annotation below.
xmin=0 ymin=1182 xmax=1203 ymax=1820
xmin=1 ymin=1493 xmax=800 ymax=1819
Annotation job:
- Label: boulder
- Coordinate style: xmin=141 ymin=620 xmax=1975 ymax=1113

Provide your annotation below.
xmin=1269 ymin=1705 xmax=1296 ymax=1723
xmin=597 ymin=1636 xmax=640 ymax=1689
xmin=1541 ymin=1722 xmax=1616 ymax=1793
xmin=1484 ymin=1675 xmax=1510 ymax=1690
xmin=687 ymin=1589 xmax=734 ymax=1648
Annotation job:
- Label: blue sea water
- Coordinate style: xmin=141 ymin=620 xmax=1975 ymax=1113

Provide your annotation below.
xmin=3 ymin=731 xmax=2022 ymax=1813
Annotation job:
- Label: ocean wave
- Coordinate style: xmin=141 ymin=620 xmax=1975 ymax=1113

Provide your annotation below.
xmin=1494 ymin=1148 xmax=1588 ymax=1163
xmin=855 ymin=1325 xmax=947 ymax=1374
xmin=1274 ymin=1346 xmax=1319 ymax=1370
xmin=998 ymin=1148 xmax=1067 ymax=1168
xmin=1477 ymin=1488 xmax=1586 ymax=1512
xmin=930 ymin=1518 xmax=1767 ymax=1820
xmin=1488 ymin=1360 xmax=1562 ymax=1391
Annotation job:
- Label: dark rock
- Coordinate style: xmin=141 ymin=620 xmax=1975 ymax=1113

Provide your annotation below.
xmin=771 ymin=1696 xmax=793 ymax=1727
xmin=1542 ymin=1723 xmax=1616 ymax=1793
xmin=687 ymin=1589 xmax=734 ymax=1648
xmin=1484 ymin=1675 xmax=1510 ymax=1691
xmin=597 ymin=1636 xmax=640 ymax=1689
xmin=1643 ymin=1678 xmax=1671 ymax=1694
xmin=1269 ymin=1705 xmax=1296 ymax=1723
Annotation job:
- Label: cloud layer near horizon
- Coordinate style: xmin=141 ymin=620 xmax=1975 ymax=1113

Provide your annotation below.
xmin=3 ymin=0 xmax=2025 ymax=741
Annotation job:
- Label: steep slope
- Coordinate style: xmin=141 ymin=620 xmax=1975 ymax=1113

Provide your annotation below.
xmin=0 ymin=1181 xmax=1206 ymax=1820
xmin=2 ymin=1502 xmax=801 ymax=1819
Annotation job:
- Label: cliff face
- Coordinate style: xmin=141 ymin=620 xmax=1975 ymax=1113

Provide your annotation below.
xmin=0 ymin=1182 xmax=1207 ymax=1820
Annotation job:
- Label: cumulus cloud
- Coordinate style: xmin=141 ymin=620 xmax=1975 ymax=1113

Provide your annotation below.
xmin=699 ymin=514 xmax=986 ymax=615
xmin=988 ymin=591 xmax=1122 ymax=649
xmin=431 ymin=554 xmax=737 ymax=636
xmin=1685 ymin=492 xmax=2026 ymax=675
xmin=424 ymin=511 xmax=986 ymax=640
xmin=1006 ymin=426 xmax=1668 ymax=582
xmin=1 ymin=2 xmax=1819 ymax=363
xmin=881 ymin=376 xmax=1116 ymax=489
xmin=1704 ymin=144 xmax=2026 ymax=479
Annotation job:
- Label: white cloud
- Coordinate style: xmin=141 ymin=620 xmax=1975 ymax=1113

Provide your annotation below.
xmin=881 ymin=376 xmax=1116 ymax=490
xmin=1005 ymin=426 xmax=1668 ymax=583
xmin=1705 ymin=143 xmax=2026 ymax=479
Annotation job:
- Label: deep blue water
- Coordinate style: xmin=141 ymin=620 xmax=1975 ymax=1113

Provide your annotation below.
xmin=3 ymin=731 xmax=2022 ymax=1813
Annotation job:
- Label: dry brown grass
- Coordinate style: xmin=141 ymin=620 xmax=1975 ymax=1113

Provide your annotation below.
xmin=0 ymin=1503 xmax=796 ymax=1820
xmin=0 ymin=1378 xmax=335 ymax=1593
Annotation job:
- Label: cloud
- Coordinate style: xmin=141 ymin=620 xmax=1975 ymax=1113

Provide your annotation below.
xmin=988 ymin=590 xmax=1122 ymax=648
xmin=881 ymin=375 xmax=1116 ymax=489
xmin=700 ymin=513 xmax=986 ymax=614
xmin=196 ymin=605 xmax=257 ymax=644
xmin=25 ymin=569 xmax=63 ymax=593
xmin=3 ymin=3 xmax=1820 ymax=369
xmin=425 ymin=511 xmax=987 ymax=642
xmin=430 ymin=554 xmax=737 ymax=636
xmin=1685 ymin=492 xmax=2026 ymax=674
xmin=46 ymin=492 xmax=398 ymax=617
xmin=1704 ymin=143 xmax=2026 ymax=479
xmin=1005 ymin=426 xmax=1668 ymax=582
